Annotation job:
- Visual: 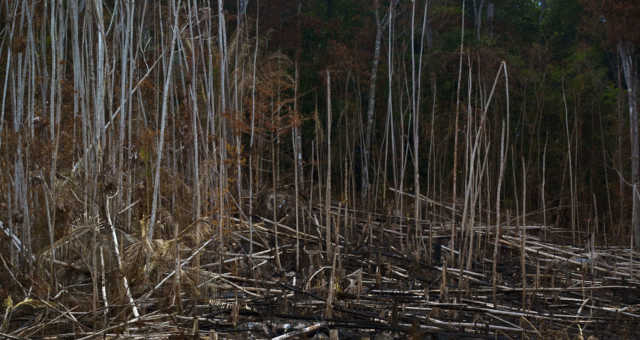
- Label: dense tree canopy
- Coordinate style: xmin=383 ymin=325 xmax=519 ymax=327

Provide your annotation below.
xmin=239 ymin=0 xmax=636 ymax=239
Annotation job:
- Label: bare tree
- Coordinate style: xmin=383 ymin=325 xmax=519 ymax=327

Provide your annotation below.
xmin=363 ymin=0 xmax=396 ymax=202
xmin=149 ymin=0 xmax=181 ymax=241
xmin=472 ymin=0 xmax=485 ymax=40
xmin=326 ymin=70 xmax=333 ymax=262
xmin=618 ymin=41 xmax=640 ymax=248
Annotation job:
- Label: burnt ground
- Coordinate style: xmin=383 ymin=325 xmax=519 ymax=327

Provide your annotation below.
xmin=1 ymin=206 xmax=639 ymax=340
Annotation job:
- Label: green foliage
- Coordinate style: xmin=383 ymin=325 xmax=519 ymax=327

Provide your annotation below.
xmin=541 ymin=0 xmax=583 ymax=59
xmin=494 ymin=0 xmax=543 ymax=42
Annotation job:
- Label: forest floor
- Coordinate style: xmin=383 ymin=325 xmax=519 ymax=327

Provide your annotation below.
xmin=1 ymin=202 xmax=640 ymax=340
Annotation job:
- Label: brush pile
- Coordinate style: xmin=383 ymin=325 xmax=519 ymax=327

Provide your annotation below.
xmin=1 ymin=202 xmax=639 ymax=340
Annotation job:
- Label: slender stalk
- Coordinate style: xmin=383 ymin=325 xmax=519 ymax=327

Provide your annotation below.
xmin=293 ymin=61 xmax=300 ymax=271
xmin=249 ymin=0 xmax=259 ymax=260
xmin=363 ymin=0 xmax=386 ymax=202
xmin=452 ymin=0 xmax=466 ymax=266
xmin=186 ymin=0 xmax=202 ymax=295
xmin=542 ymin=137 xmax=548 ymax=238
xmin=272 ymin=94 xmax=282 ymax=271
xmin=326 ymin=70 xmax=333 ymax=263
xmin=522 ymin=157 xmax=526 ymax=226
xmin=561 ymin=79 xmax=575 ymax=243
xmin=414 ymin=0 xmax=430 ymax=254
xmin=107 ymin=195 xmax=140 ymax=317
xmin=619 ymin=42 xmax=640 ymax=248
xmin=149 ymin=0 xmax=181 ymax=241
xmin=217 ymin=0 xmax=229 ymax=274
xmin=492 ymin=62 xmax=509 ymax=303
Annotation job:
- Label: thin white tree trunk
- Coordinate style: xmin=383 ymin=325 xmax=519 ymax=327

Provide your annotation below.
xmin=249 ymin=0 xmax=259 ymax=259
xmin=187 ymin=0 xmax=201 ymax=221
xmin=618 ymin=41 xmax=640 ymax=248
xmin=363 ymin=1 xmax=385 ymax=200
xmin=472 ymin=0 xmax=485 ymax=40
xmin=452 ymin=0 xmax=466 ymax=266
xmin=326 ymin=70 xmax=333 ymax=262
xmin=118 ymin=0 xmax=134 ymax=209
xmin=149 ymin=0 xmax=181 ymax=241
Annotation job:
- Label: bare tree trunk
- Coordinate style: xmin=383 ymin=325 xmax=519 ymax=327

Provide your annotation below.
xmin=272 ymin=96 xmax=282 ymax=271
xmin=326 ymin=70 xmax=333 ymax=262
xmin=561 ymin=79 xmax=576 ymax=244
xmin=149 ymin=0 xmax=180 ymax=241
xmin=187 ymin=0 xmax=201 ymax=222
xmin=249 ymin=0 xmax=260 ymax=260
xmin=452 ymin=0 xmax=466 ymax=266
xmin=413 ymin=0 xmax=430 ymax=253
xmin=93 ymin=0 xmax=108 ymax=321
xmin=618 ymin=41 xmax=640 ymax=248
xmin=186 ymin=0 xmax=202 ymax=292
xmin=118 ymin=0 xmax=134 ymax=211
xmin=218 ymin=0 xmax=227 ymax=113
xmin=293 ymin=61 xmax=301 ymax=271
xmin=411 ymin=0 xmax=418 ymax=250
xmin=472 ymin=0 xmax=485 ymax=40
xmin=234 ymin=0 xmax=245 ymax=214
xmin=217 ymin=0 xmax=229 ymax=273
xmin=492 ymin=122 xmax=507 ymax=302
xmin=294 ymin=1 xmax=304 ymax=179
xmin=383 ymin=1 xmax=398 ymax=243
xmin=363 ymin=0 xmax=384 ymax=201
